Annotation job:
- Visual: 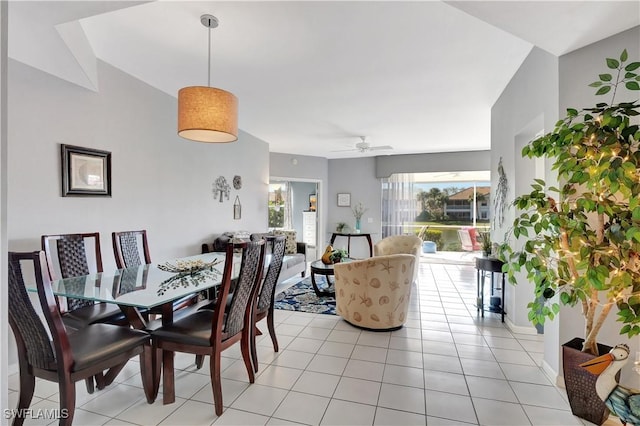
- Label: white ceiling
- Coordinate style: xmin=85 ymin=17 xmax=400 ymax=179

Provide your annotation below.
xmin=8 ymin=1 xmax=640 ymax=159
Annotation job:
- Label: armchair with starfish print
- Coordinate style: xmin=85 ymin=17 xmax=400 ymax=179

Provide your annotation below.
xmin=334 ymin=254 xmax=415 ymax=330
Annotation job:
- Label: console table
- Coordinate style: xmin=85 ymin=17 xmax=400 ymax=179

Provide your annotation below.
xmin=475 ymin=257 xmax=506 ymax=322
xmin=330 ymin=232 xmax=373 ymax=258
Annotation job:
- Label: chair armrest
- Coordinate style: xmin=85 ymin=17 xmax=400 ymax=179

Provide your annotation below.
xmin=296 ymin=242 xmax=307 ymax=257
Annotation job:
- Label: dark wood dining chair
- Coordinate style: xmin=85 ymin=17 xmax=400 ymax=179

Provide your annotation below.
xmin=250 ymin=235 xmax=286 ymax=372
xmin=8 ymin=251 xmax=149 ymax=426
xmin=151 ymin=239 xmax=266 ymax=415
xmin=112 ymin=230 xmax=198 ymax=316
xmin=42 ymin=232 xmax=129 ymax=394
xmin=41 ymin=233 xmax=126 ymax=330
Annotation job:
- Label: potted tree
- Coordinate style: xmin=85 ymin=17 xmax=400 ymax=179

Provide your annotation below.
xmin=498 ymin=50 xmax=639 ymax=425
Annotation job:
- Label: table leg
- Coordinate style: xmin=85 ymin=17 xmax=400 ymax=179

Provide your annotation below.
xmin=120 ymin=306 xmax=158 ymax=403
xmin=311 ymin=271 xmax=322 ymax=297
xmin=501 ymin=273 xmax=506 ymax=323
xmin=480 ymin=271 xmax=485 ymax=318
xmin=476 ymin=268 xmax=481 ymax=314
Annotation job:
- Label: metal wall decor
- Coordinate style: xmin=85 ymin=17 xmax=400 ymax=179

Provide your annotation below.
xmin=233 ymin=175 xmax=242 ymax=190
xmin=213 ymin=176 xmax=230 ymax=202
xmin=233 ymin=196 xmax=241 ymax=220
xmin=492 ymin=157 xmax=508 ymax=229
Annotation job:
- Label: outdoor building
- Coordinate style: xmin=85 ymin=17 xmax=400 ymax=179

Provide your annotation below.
xmin=444 ymin=186 xmax=491 ymax=221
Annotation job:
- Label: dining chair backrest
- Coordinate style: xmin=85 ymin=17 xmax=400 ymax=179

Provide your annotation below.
xmin=41 ymin=233 xmax=103 ymax=311
xmin=112 ymin=230 xmax=151 ymax=269
xmin=8 ymin=251 xmax=59 ymax=371
xmin=257 ymin=235 xmax=286 ymax=312
xmin=215 ymin=240 xmax=266 ymax=339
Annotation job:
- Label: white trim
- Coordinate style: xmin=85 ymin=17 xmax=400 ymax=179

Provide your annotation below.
xmin=542 ymin=359 xmax=564 ymax=387
xmin=505 ymin=316 xmax=538 ymax=335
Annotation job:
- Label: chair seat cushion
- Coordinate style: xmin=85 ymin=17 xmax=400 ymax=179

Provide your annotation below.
xmin=62 ymin=302 xmax=126 ymax=330
xmin=68 ymin=323 xmax=148 ymax=371
xmin=152 ymin=310 xmax=225 ymax=347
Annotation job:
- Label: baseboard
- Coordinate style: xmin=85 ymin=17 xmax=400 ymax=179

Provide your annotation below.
xmin=505 ymin=317 xmax=538 ymax=335
xmin=542 ymin=359 xmax=564 ymax=387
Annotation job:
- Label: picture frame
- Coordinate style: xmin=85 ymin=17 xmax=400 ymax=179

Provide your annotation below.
xmin=309 ymin=194 xmax=317 ymax=211
xmin=61 ymin=144 xmax=112 ymax=197
xmin=337 ymin=193 xmax=351 ymax=207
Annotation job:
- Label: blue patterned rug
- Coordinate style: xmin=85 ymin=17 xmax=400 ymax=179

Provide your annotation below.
xmin=274 ymin=276 xmax=336 ymax=315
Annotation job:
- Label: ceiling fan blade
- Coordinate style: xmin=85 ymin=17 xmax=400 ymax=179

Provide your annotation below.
xmin=369 ymin=145 xmax=393 ymax=151
xmin=330 ymin=148 xmax=358 ymax=152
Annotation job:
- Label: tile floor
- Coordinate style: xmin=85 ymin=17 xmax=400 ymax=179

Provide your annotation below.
xmin=8 ymin=260 xmax=610 ymax=425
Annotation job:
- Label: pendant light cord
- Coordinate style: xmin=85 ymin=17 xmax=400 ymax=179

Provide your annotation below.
xmin=207 ymin=21 xmax=211 ymax=87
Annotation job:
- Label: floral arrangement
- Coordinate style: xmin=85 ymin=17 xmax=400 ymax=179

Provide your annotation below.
xmin=351 ymin=202 xmax=368 ymax=220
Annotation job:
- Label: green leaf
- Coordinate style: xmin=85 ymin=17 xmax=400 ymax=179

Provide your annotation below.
xmin=625 ymin=72 xmax=638 ymax=79
xmin=589 ymin=81 xmax=603 ymax=87
xmin=626 ymin=81 xmax=640 ymax=91
xmin=596 ymin=86 xmax=612 ymax=95
xmin=621 ymin=49 xmax=628 ymax=62
xmin=625 ymin=61 xmax=640 ymax=71
xmin=599 ymin=74 xmax=612 ymax=82
xmin=607 ymin=58 xmax=620 ymax=69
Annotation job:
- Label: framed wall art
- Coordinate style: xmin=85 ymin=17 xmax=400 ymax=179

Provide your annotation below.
xmin=337 ymin=193 xmax=351 ymax=207
xmin=61 ymin=144 xmax=112 ymax=197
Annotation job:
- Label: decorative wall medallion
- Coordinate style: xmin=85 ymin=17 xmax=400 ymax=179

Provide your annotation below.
xmin=213 ymin=176 xmax=230 ymax=202
xmin=233 ymin=175 xmax=242 ymax=190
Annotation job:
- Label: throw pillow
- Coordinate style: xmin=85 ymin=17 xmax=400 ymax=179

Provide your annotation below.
xmin=273 ymin=229 xmax=297 ymax=254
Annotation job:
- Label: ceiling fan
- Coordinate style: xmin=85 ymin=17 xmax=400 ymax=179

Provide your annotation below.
xmin=332 ymin=136 xmax=393 ymax=153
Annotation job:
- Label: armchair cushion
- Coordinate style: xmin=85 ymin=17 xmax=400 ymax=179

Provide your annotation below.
xmin=334 ymin=254 xmax=415 ymax=330
xmin=373 ymin=235 xmax=422 ymax=283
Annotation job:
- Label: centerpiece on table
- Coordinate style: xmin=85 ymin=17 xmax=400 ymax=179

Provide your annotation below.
xmin=157 ymin=258 xmax=222 ymax=296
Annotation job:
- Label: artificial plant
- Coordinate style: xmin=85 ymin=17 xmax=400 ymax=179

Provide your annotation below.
xmin=499 ymin=49 xmax=640 ymax=355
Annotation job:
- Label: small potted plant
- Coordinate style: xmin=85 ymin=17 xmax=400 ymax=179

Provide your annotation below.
xmin=478 ymin=232 xmax=492 ymax=257
xmin=336 ymin=222 xmax=349 ymax=233
xmin=498 ymin=49 xmax=640 ymax=424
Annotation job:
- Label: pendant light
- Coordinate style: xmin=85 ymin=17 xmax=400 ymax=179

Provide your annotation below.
xmin=178 ymin=14 xmax=238 ymax=143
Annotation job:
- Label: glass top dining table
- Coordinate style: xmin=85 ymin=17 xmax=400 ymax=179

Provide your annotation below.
xmin=28 ymin=253 xmax=238 ymax=310
xmin=24 ymin=252 xmax=242 ymax=405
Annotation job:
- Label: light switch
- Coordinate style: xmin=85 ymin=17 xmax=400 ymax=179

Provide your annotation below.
xmin=367 ymin=217 xmax=373 ymax=223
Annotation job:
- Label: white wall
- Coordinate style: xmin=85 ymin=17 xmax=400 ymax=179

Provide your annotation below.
xmin=327 ymin=158 xmax=380 ymax=257
xmin=7 ymin=59 xmax=270 ymax=366
xmin=491 ymin=46 xmax=560 ymax=377
xmin=270 ymin=152 xmax=329 ymax=248
xmin=0 ymin=0 xmax=8 ymax=412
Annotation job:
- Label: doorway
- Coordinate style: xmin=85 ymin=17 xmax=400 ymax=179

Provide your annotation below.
xmin=268 ymin=178 xmax=320 ymax=260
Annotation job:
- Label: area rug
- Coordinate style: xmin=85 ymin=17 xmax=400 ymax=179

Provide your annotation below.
xmin=274 ymin=276 xmax=336 ymax=315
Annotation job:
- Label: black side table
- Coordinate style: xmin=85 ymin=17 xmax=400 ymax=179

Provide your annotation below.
xmin=475 ymin=257 xmax=506 ymax=322
xmin=330 ymin=233 xmax=373 ymax=258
